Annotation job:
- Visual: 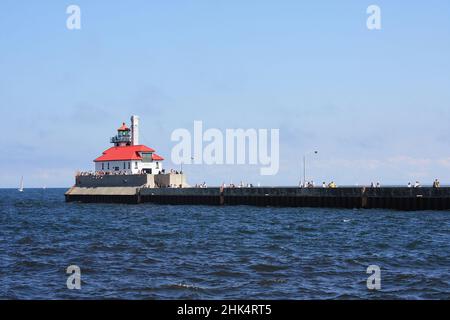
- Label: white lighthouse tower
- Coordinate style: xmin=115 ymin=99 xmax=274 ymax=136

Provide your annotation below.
xmin=131 ymin=115 xmax=139 ymax=146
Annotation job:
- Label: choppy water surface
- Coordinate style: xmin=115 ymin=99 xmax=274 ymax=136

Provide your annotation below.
xmin=1 ymin=188 xmax=449 ymax=299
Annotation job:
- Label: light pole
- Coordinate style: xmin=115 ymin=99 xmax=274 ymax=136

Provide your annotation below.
xmin=303 ymin=150 xmax=318 ymax=187
xmin=181 ymin=157 xmax=194 ymax=174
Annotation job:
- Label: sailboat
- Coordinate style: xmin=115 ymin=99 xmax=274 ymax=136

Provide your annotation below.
xmin=18 ymin=176 xmax=24 ymax=192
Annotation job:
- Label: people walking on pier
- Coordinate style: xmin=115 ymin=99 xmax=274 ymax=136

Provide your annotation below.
xmin=328 ymin=181 xmax=337 ymax=188
xmin=322 ymin=182 xmax=326 ymax=188
xmin=433 ymin=179 xmax=441 ymax=188
xmin=407 ymin=182 xmax=412 ymax=188
xmin=195 ymin=182 xmax=208 ymax=188
xmin=376 ymin=182 xmax=381 ymax=188
xmin=414 ymin=181 xmax=421 ymax=188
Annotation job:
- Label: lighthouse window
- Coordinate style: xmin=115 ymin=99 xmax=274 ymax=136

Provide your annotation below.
xmin=135 ymin=161 xmax=138 ymax=169
xmin=123 ymin=162 xmax=126 ymax=170
xmin=141 ymin=153 xmax=152 ymax=163
xmin=107 ymin=163 xmax=110 ymax=170
xmin=102 ymin=163 xmax=104 ymax=170
xmin=128 ymin=162 xmax=131 ymax=169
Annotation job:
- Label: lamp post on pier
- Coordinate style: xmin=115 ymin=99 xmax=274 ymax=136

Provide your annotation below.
xmin=181 ymin=157 xmax=194 ymax=174
xmin=302 ymin=150 xmax=318 ymax=187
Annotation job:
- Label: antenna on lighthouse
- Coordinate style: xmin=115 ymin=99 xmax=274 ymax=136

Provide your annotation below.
xmin=131 ymin=115 xmax=139 ymax=146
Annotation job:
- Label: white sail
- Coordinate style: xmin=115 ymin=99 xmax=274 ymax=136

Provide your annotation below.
xmin=19 ymin=176 xmax=24 ymax=192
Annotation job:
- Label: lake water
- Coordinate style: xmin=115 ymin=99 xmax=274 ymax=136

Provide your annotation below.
xmin=1 ymin=188 xmax=449 ymax=299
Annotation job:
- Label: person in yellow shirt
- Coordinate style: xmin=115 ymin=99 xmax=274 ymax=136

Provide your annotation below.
xmin=328 ymin=181 xmax=337 ymax=188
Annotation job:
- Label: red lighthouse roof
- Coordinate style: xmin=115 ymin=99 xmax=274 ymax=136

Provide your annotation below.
xmin=94 ymin=145 xmax=165 ymax=162
xmin=117 ymin=122 xmax=130 ymax=131
xmin=151 ymin=153 xmax=164 ymax=161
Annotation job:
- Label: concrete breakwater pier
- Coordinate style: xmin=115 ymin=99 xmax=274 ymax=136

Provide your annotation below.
xmin=65 ymin=116 xmax=450 ymax=210
xmin=65 ymin=175 xmax=450 ymax=211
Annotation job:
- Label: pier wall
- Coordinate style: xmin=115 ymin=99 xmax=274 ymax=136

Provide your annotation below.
xmin=75 ymin=173 xmax=187 ymax=188
xmin=154 ymin=174 xmax=188 ymax=188
xmin=221 ymin=187 xmax=450 ymax=210
xmin=140 ymin=187 xmax=221 ymax=205
xmin=76 ymin=174 xmax=151 ymax=187
xmin=65 ymin=186 xmax=140 ymax=204
xmin=65 ymin=186 xmax=450 ymax=211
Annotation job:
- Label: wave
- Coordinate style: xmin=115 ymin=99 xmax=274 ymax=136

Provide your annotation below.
xmin=250 ymin=263 xmax=289 ymax=272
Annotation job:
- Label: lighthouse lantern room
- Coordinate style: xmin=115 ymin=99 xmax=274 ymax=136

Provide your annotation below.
xmin=94 ymin=115 xmax=164 ymax=175
xmin=111 ymin=122 xmax=132 ymax=146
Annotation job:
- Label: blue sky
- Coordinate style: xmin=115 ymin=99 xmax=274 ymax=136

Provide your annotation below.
xmin=1 ymin=0 xmax=449 ymax=187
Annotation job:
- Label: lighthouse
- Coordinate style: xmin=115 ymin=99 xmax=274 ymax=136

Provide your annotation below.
xmin=94 ymin=116 xmax=164 ymax=174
